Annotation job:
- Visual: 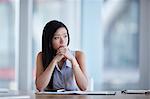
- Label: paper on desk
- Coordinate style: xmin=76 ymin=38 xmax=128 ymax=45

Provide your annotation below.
xmin=36 ymin=91 xmax=116 ymax=95
xmin=75 ymin=91 xmax=116 ymax=95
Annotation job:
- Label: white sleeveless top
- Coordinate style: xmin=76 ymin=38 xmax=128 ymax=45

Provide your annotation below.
xmin=52 ymin=51 xmax=79 ymax=91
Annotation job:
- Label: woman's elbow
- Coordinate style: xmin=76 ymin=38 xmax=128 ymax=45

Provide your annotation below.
xmin=35 ymin=82 xmax=44 ymax=92
xmin=36 ymin=85 xmax=45 ymax=92
xmin=80 ymin=85 xmax=88 ymax=91
xmin=80 ymin=83 xmax=88 ymax=91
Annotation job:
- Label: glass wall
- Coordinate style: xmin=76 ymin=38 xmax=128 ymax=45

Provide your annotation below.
xmin=1 ymin=0 xmax=148 ymax=91
xmin=32 ymin=0 xmax=81 ymax=90
xmin=0 ymin=0 xmax=16 ymax=90
xmin=102 ymin=0 xmax=139 ymax=90
xmin=80 ymin=0 xmax=139 ymax=90
xmin=32 ymin=0 xmax=140 ymax=91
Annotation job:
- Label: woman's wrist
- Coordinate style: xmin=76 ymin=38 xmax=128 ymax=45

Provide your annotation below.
xmin=51 ymin=59 xmax=57 ymax=65
xmin=71 ymin=58 xmax=79 ymax=68
xmin=71 ymin=57 xmax=76 ymax=64
xmin=71 ymin=56 xmax=76 ymax=62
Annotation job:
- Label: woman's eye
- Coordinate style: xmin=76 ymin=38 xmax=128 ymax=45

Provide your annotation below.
xmin=54 ymin=37 xmax=59 ymax=40
xmin=64 ymin=35 xmax=68 ymax=38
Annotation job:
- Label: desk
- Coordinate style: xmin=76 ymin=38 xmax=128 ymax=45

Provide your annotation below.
xmin=35 ymin=94 xmax=150 ymax=99
xmin=1 ymin=91 xmax=150 ymax=99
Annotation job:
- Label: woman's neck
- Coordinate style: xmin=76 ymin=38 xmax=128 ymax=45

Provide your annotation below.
xmin=58 ymin=58 xmax=66 ymax=69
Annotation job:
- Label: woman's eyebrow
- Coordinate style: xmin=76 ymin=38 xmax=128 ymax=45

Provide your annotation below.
xmin=54 ymin=33 xmax=67 ymax=36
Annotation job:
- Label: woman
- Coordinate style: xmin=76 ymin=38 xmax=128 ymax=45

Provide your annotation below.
xmin=35 ymin=20 xmax=88 ymax=91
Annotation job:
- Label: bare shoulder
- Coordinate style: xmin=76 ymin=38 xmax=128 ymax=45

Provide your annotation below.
xmin=36 ymin=51 xmax=44 ymax=76
xmin=75 ymin=51 xmax=86 ymax=71
xmin=37 ymin=51 xmax=42 ymax=58
xmin=75 ymin=51 xmax=86 ymax=65
xmin=75 ymin=50 xmax=85 ymax=58
xmin=36 ymin=51 xmax=43 ymax=68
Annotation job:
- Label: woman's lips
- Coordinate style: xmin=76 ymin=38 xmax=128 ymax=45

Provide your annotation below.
xmin=59 ymin=45 xmax=66 ymax=48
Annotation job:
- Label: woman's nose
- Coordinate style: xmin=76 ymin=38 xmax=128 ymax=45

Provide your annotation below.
xmin=60 ymin=37 xmax=64 ymax=44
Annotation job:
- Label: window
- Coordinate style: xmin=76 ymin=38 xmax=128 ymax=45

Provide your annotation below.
xmin=0 ymin=0 xmax=16 ymax=90
xmin=32 ymin=0 xmax=81 ymax=90
xmin=82 ymin=0 xmax=139 ymax=90
xmin=102 ymin=0 xmax=139 ymax=90
xmin=1 ymin=0 xmax=149 ymax=91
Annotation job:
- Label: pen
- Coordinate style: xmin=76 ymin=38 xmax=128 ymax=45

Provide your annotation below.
xmin=121 ymin=90 xmax=150 ymax=94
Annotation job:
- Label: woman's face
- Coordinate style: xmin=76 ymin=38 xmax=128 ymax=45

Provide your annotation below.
xmin=52 ymin=27 xmax=68 ymax=50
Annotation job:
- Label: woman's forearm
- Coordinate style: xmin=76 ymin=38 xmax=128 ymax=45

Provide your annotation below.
xmin=72 ymin=59 xmax=88 ymax=91
xmin=73 ymin=66 xmax=88 ymax=91
xmin=36 ymin=60 xmax=56 ymax=91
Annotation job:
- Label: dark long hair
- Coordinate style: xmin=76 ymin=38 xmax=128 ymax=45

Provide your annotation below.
xmin=42 ymin=20 xmax=70 ymax=70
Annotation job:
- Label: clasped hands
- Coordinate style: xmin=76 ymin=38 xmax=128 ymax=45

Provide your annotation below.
xmin=53 ymin=47 xmax=75 ymax=63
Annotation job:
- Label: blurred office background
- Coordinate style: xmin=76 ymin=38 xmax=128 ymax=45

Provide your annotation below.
xmin=0 ymin=0 xmax=150 ymax=91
